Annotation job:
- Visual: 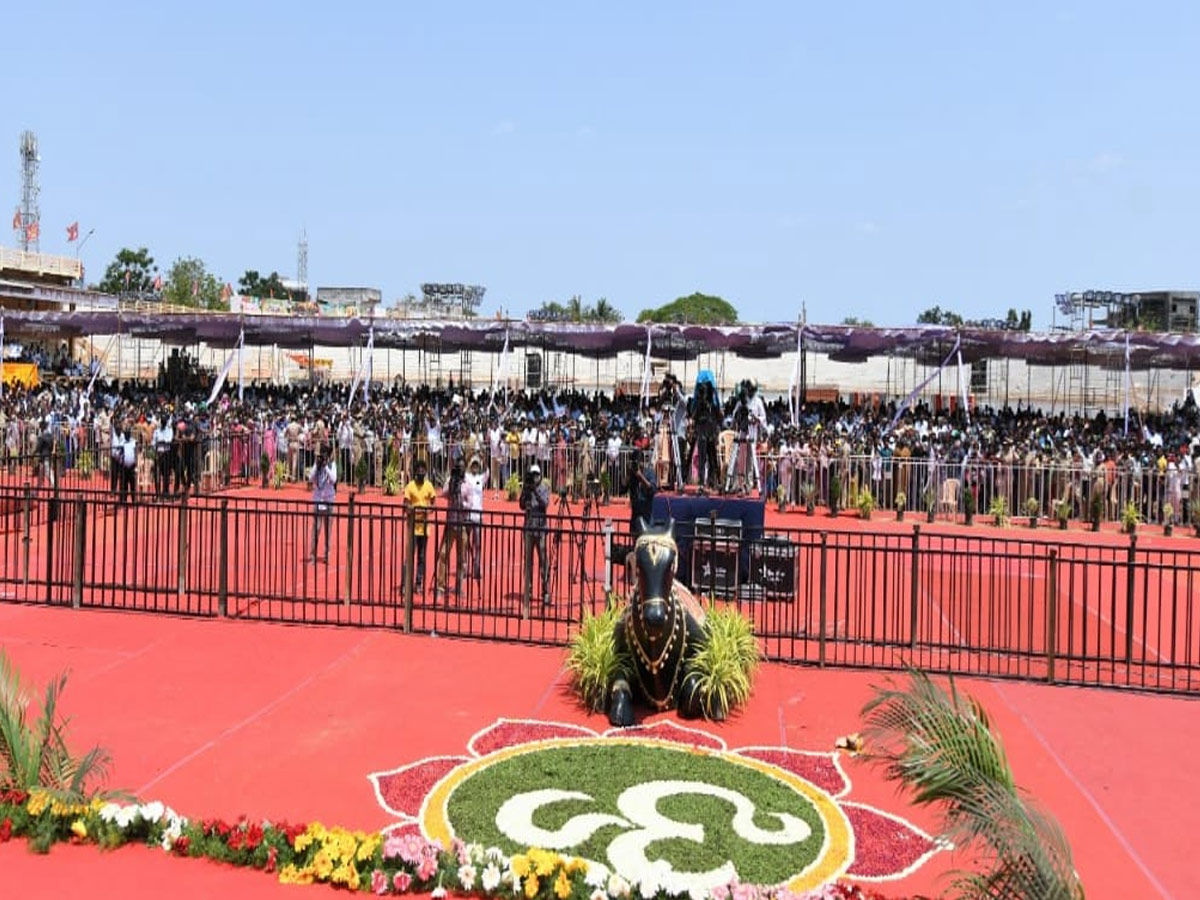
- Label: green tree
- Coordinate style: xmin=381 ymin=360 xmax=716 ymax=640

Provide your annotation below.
xmin=163 ymin=256 xmax=226 ymax=311
xmin=841 ymin=316 xmax=875 ymax=327
xmin=98 ymin=247 xmax=158 ymax=296
xmin=590 ymin=297 xmax=623 ymax=324
xmin=636 ymin=292 xmax=739 ymax=325
xmin=916 ymin=306 xmax=964 ymax=327
xmin=566 ymin=294 xmax=585 ymax=322
xmin=238 ymin=270 xmax=291 ymax=300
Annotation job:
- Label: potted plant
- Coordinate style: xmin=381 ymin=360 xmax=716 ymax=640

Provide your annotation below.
xmin=775 ymin=484 xmax=788 ymax=513
xmin=1162 ymin=503 xmax=1174 ymax=537
xmin=857 ymin=488 xmax=875 ymax=521
xmin=504 ymin=471 xmax=522 ymax=501
xmin=1121 ymin=501 xmax=1140 ymax=536
xmin=1056 ymin=499 xmax=1070 ymax=530
xmin=271 ymin=460 xmax=288 ymax=489
xmin=382 ymin=459 xmax=401 ymax=496
xmin=989 ymin=495 xmax=1009 ymax=528
xmin=924 ymin=485 xmax=936 ymax=523
xmin=1025 ymin=497 xmax=1039 ymax=528
xmin=802 ymin=482 xmax=816 ymax=516
xmin=829 ymin=478 xmax=842 ymax=518
xmin=963 ymin=485 xmax=975 ymax=525
xmin=895 ymin=491 xmax=907 ymax=522
xmin=260 ymin=453 xmax=270 ymax=489
xmin=1089 ymin=488 xmax=1104 ymax=532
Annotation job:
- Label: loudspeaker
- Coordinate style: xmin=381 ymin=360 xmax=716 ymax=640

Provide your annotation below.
xmin=750 ymin=536 xmax=796 ymax=600
xmin=691 ymin=534 xmax=739 ymax=599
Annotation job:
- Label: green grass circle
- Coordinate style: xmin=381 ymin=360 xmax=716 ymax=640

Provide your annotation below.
xmin=445 ymin=742 xmax=828 ymax=885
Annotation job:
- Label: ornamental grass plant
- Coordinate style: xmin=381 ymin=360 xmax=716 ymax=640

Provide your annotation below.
xmin=565 ymin=599 xmax=632 ymax=712
xmin=0 ymin=649 xmax=113 ymax=805
xmin=862 ymin=668 xmax=1084 ymax=900
xmin=685 ymin=603 xmax=761 ymax=719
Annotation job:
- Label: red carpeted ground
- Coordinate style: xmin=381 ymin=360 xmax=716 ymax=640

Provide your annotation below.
xmin=0 ymin=602 xmax=1196 ymax=899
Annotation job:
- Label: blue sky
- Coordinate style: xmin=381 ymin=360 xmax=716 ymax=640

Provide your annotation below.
xmin=7 ymin=2 xmax=1200 ymax=326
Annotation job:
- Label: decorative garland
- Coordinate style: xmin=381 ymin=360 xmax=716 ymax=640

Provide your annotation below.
xmin=0 ymin=788 xmax=904 ymax=900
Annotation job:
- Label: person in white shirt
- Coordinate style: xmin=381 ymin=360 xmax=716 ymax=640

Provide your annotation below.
xmin=464 ymin=455 xmax=488 ymax=578
xmin=153 ymin=415 xmax=174 ymax=498
xmin=119 ymin=426 xmax=138 ymax=504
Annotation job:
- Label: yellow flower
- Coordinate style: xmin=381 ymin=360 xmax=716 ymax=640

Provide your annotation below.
xmin=524 ymin=874 xmax=541 ymax=898
xmin=356 ymin=833 xmax=381 ymax=862
xmin=294 ymin=832 xmax=313 ymax=852
xmin=26 ymin=790 xmax=50 ymax=817
xmin=511 ymin=854 xmax=531 ymax=878
xmin=554 ymin=870 xmax=572 ymax=899
xmin=531 ymin=848 xmax=558 ymax=877
xmin=332 ymin=863 xmax=358 ymax=887
xmin=279 ymin=864 xmax=315 ymax=886
xmin=70 ymin=819 xmax=88 ymax=839
xmin=312 ymin=849 xmax=334 ymax=880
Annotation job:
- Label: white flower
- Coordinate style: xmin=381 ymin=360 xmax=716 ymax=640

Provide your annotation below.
xmin=585 ymin=865 xmax=609 ymax=889
xmin=481 ymin=863 xmax=502 ymax=892
xmin=139 ymin=801 xmax=166 ymax=822
xmin=466 ymin=842 xmax=486 ymax=864
xmin=607 ymin=873 xmax=631 ymax=898
xmin=511 ymin=875 xmax=523 ymax=896
xmin=591 ymin=891 xmax=608 ymax=900
xmin=485 ymin=846 xmax=507 ymax=863
xmin=98 ymin=803 xmax=121 ymax=824
xmin=114 ymin=805 xmax=138 ymax=828
xmin=459 ymin=864 xmax=478 ymax=891
xmin=432 ymin=887 xmax=448 ymax=900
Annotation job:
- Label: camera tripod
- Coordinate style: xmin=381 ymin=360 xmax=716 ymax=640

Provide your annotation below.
xmin=550 ymin=484 xmax=602 ymax=604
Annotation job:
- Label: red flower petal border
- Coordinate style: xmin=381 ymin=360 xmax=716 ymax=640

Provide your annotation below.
xmin=600 ymin=719 xmax=728 ymax=751
xmin=733 ymin=747 xmax=851 ymax=799
xmin=369 ymin=756 xmax=470 ymax=820
xmin=841 ymin=802 xmax=946 ymax=881
xmin=467 ymin=718 xmax=597 ymax=757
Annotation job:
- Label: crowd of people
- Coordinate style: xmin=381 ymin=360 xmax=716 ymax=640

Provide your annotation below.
xmin=1 ymin=368 xmax=1199 ymax=525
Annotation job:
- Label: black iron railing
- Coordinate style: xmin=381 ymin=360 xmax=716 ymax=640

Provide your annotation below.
xmin=0 ymin=486 xmax=1196 ymax=695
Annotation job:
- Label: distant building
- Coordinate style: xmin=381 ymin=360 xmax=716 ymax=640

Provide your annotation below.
xmin=0 ymin=245 xmax=114 ymax=311
xmin=390 ymin=283 xmax=485 ymax=320
xmin=1055 ymin=290 xmax=1199 ymax=333
xmin=316 ymin=286 xmax=382 ymax=318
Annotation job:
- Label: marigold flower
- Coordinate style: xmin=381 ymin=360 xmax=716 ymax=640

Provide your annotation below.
xmin=524 ymin=874 xmax=541 ymax=898
xmin=70 ymin=819 xmax=87 ymax=839
xmin=554 ymin=870 xmax=572 ymax=899
xmin=313 ymin=849 xmax=334 ymax=880
xmin=511 ymin=854 xmax=531 ymax=878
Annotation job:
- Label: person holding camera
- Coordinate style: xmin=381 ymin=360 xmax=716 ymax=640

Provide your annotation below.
xmin=628 ymin=447 xmax=657 ymax=539
xmin=519 ymin=463 xmax=551 ymax=614
xmin=435 ymin=459 xmax=471 ymax=599
xmin=309 ymin=444 xmax=337 ymax=563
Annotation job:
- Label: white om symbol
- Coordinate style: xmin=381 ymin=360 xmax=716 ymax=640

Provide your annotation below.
xmin=494 ymin=781 xmax=812 ymax=893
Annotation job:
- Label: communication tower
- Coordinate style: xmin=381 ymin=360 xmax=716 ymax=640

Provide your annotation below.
xmin=297 ymin=229 xmax=308 ymax=296
xmin=16 ymin=130 xmax=40 ymax=252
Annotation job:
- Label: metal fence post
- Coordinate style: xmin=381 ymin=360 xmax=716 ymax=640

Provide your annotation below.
xmin=218 ymin=499 xmax=229 ymax=617
xmin=403 ymin=511 xmax=415 ymax=633
xmin=71 ymin=498 xmax=86 ymax=609
xmin=176 ymin=495 xmax=188 ymax=606
xmin=44 ymin=488 xmax=56 ymax=604
xmin=818 ymin=531 xmax=828 ymax=668
xmin=1125 ymin=533 xmax=1137 ymax=663
xmin=1047 ymin=548 xmax=1058 ymax=684
xmin=344 ymin=492 xmax=356 ymax=607
xmin=602 ymin=520 xmax=614 ymax=595
xmin=909 ymin=524 xmax=920 ymax=651
xmin=21 ymin=484 xmax=31 ymax=585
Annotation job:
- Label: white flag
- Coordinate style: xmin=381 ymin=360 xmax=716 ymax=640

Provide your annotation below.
xmin=237 ymin=327 xmax=245 ymax=401
xmin=640 ymin=326 xmax=653 ymax=409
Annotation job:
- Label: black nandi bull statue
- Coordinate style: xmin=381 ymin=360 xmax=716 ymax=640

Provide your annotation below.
xmin=608 ymin=520 xmax=724 ymax=727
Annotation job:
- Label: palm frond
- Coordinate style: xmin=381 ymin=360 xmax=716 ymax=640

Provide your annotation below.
xmin=861 ymin=668 xmax=1084 ymax=900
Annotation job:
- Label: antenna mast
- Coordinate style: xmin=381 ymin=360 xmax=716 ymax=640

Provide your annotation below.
xmin=297 ymin=229 xmax=309 ymax=299
xmin=16 ymin=131 xmax=40 ymax=252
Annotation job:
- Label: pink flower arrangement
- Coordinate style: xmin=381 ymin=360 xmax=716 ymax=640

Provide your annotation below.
xmin=393 ymin=871 xmax=413 ymax=893
xmin=372 ymin=869 xmax=390 ymax=895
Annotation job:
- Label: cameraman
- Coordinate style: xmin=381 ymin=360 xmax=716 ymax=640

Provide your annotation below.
xmin=309 ymin=443 xmax=337 ymax=563
xmin=628 ymin=448 xmax=657 ymax=539
xmin=726 ymin=380 xmax=767 ymax=494
xmin=519 ymin=463 xmax=551 ymax=614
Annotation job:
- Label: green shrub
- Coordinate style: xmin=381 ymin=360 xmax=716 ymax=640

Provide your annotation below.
xmin=565 ymin=599 xmax=632 ymax=712
xmin=685 ymin=604 xmax=760 ymax=719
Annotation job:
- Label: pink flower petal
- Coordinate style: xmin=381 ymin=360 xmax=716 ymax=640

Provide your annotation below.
xmin=842 ymin=802 xmax=944 ymax=880
xmin=602 ymin=719 xmax=727 ymax=751
xmin=733 ymin=748 xmax=851 ymax=798
xmin=381 ymin=821 xmax=425 ymax=840
xmin=369 ymin=756 xmax=470 ymax=819
xmin=467 ymin=719 xmax=597 ymax=757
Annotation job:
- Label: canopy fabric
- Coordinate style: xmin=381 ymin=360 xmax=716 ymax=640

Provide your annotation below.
xmin=0 ymin=361 xmax=39 ymax=388
xmin=0 ymin=310 xmax=1198 ymax=369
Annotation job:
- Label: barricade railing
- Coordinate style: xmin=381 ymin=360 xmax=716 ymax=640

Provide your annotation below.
xmin=1 ymin=485 xmax=1196 ymax=695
